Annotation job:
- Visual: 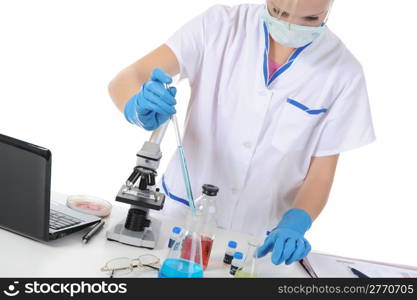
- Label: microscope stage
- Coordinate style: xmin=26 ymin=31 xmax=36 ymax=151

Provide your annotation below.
xmin=115 ymin=186 xmax=165 ymax=210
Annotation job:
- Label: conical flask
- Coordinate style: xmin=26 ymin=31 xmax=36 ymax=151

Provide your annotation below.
xmin=159 ymin=215 xmax=204 ymax=278
xmin=234 ymin=242 xmax=260 ymax=278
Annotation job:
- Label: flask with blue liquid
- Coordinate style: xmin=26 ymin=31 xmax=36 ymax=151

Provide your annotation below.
xmin=159 ymin=216 xmax=204 ymax=278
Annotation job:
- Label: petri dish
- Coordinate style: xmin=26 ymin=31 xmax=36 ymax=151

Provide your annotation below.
xmin=66 ymin=195 xmax=112 ymax=217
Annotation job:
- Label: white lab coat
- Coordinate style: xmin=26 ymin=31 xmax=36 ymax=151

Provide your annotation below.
xmin=158 ymin=4 xmax=376 ymax=237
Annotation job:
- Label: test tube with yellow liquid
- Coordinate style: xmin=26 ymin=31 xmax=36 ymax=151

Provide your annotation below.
xmin=234 ymin=242 xmax=260 ymax=278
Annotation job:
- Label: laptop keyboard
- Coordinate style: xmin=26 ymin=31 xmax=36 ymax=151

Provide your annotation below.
xmin=49 ymin=209 xmax=82 ymax=230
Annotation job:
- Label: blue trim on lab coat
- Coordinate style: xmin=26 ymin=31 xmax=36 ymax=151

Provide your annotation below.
xmin=306 ymin=108 xmax=328 ymax=115
xmin=263 ymin=22 xmax=312 ymax=87
xmin=162 ymin=175 xmax=189 ymax=206
xmin=287 ymin=98 xmax=310 ymax=111
xmin=287 ymin=98 xmax=328 ymax=115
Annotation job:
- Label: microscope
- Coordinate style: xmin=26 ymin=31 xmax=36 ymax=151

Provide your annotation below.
xmin=106 ymin=122 xmax=170 ymax=249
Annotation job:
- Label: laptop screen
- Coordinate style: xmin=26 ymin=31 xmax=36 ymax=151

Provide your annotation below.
xmin=0 ymin=134 xmax=51 ymax=241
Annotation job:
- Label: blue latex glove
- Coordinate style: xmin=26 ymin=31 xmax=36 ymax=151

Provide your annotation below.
xmin=124 ymin=68 xmax=177 ymax=131
xmin=257 ymin=208 xmax=313 ymax=265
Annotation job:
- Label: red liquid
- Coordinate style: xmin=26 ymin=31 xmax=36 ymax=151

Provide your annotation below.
xmin=201 ymin=236 xmax=214 ymax=270
xmin=181 ymin=235 xmax=214 ymax=270
xmin=181 ymin=237 xmax=201 ymax=263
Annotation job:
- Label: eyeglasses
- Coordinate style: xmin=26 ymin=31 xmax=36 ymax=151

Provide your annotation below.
xmin=101 ymin=254 xmax=160 ymax=278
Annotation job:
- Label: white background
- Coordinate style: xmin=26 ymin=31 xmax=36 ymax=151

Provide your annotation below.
xmin=0 ymin=0 xmax=416 ymax=268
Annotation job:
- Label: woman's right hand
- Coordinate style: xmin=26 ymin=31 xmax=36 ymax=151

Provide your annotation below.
xmin=124 ymin=68 xmax=177 ymax=131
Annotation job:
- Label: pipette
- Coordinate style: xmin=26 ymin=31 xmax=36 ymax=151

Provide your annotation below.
xmin=166 ymin=83 xmax=196 ymax=215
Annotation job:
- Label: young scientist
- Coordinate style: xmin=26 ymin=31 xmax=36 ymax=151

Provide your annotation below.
xmin=108 ymin=0 xmax=375 ymax=266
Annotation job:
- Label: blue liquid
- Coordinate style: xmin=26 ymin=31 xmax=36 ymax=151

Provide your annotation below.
xmin=158 ymin=258 xmax=204 ymax=278
xmin=177 ymin=146 xmax=195 ymax=214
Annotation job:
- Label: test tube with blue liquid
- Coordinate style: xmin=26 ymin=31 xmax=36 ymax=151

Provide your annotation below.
xmin=170 ymin=113 xmax=196 ymax=214
xmin=159 ymin=82 xmax=203 ymax=278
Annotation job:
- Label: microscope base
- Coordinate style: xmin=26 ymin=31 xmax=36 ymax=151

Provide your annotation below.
xmin=106 ymin=217 xmax=161 ymax=249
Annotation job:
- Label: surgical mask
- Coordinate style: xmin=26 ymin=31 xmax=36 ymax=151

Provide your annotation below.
xmin=261 ymin=7 xmax=327 ymax=48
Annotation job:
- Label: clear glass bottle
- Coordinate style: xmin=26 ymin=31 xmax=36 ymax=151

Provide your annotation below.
xmin=223 ymin=240 xmax=238 ymax=265
xmin=194 ymin=184 xmax=219 ymax=270
xmin=159 ymin=216 xmax=204 ymax=278
xmin=168 ymin=226 xmax=182 ymax=248
xmin=234 ymin=242 xmax=260 ymax=278
xmin=230 ymin=251 xmax=244 ymax=276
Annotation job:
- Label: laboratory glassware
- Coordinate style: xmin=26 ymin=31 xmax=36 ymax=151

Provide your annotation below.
xmin=159 ymin=215 xmax=204 ymax=278
xmin=167 ymin=84 xmax=196 ymax=215
xmin=194 ymin=184 xmax=219 ymax=270
xmin=230 ymin=252 xmax=244 ymax=276
xmin=168 ymin=226 xmax=182 ymax=248
xmin=223 ymin=240 xmax=238 ymax=265
xmin=234 ymin=242 xmax=260 ymax=278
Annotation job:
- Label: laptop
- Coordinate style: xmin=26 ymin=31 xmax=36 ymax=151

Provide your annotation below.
xmin=0 ymin=133 xmax=100 ymax=242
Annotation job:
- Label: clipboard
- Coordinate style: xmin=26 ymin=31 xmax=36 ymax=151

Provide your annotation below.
xmin=299 ymin=251 xmax=417 ymax=278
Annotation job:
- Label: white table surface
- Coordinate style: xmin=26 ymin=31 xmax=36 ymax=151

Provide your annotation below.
xmin=0 ymin=192 xmax=310 ymax=278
